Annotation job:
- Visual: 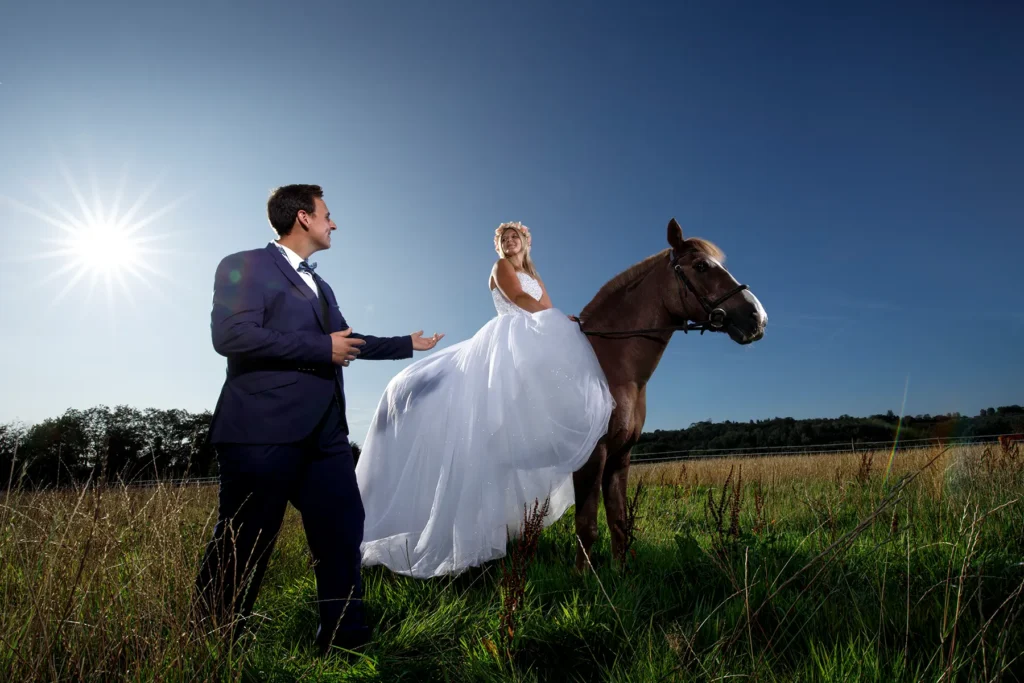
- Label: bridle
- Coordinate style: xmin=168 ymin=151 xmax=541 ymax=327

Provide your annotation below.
xmin=575 ymin=252 xmax=749 ymax=340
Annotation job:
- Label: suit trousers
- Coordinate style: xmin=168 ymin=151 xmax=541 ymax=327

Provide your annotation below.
xmin=194 ymin=396 xmax=366 ymax=649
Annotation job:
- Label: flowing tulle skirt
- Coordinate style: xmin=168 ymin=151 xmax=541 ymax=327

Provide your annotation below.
xmin=355 ymin=308 xmax=615 ymax=578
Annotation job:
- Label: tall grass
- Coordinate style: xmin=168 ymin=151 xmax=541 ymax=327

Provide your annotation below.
xmin=2 ymin=443 xmax=1022 ymax=681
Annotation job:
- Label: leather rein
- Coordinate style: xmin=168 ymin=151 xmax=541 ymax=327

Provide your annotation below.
xmin=573 ymin=254 xmax=749 ymax=339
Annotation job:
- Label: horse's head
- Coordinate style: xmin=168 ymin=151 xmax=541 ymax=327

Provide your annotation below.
xmin=665 ymin=218 xmax=767 ymax=345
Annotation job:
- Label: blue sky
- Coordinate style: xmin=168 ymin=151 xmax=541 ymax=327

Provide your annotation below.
xmin=1 ymin=0 xmax=1021 ymax=440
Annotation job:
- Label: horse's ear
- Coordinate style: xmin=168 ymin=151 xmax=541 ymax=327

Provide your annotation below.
xmin=667 ymin=218 xmax=685 ymax=251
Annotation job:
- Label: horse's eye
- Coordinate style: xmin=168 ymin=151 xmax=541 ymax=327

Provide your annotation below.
xmin=694 ymin=261 xmax=709 ymax=273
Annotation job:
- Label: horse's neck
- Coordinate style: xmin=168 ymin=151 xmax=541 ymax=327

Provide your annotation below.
xmin=585 ymin=262 xmax=677 ymax=388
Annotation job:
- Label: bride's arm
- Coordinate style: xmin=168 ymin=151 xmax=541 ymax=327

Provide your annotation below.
xmin=534 ymin=273 xmax=553 ymax=310
xmin=494 ymin=259 xmax=548 ymax=313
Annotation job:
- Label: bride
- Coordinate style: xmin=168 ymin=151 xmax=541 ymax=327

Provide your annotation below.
xmin=355 ymin=221 xmax=615 ymax=578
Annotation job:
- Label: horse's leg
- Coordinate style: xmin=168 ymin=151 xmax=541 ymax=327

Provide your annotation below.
xmin=573 ymin=444 xmax=606 ymax=572
xmin=602 ymin=445 xmax=633 ymax=568
xmin=604 ymin=392 xmax=643 ymax=568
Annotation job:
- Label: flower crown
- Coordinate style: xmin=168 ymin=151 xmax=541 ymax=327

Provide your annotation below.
xmin=494 ymin=221 xmax=532 ymax=254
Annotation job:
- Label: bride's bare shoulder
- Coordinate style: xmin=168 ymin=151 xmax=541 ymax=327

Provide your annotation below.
xmin=490 ymin=258 xmax=515 ymax=290
xmin=489 ymin=259 xmax=504 ymax=290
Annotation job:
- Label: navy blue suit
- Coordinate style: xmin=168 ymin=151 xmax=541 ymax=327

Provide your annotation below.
xmin=195 ymin=243 xmax=411 ymax=651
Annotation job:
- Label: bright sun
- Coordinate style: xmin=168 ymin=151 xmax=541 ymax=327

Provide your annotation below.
xmin=66 ymin=219 xmax=142 ymax=273
xmin=1 ymin=161 xmax=185 ymax=308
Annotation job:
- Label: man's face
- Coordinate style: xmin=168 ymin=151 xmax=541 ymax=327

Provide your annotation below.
xmin=299 ymin=197 xmax=336 ymax=250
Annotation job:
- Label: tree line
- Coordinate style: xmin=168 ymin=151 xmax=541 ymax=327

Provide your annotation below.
xmin=633 ymin=406 xmax=1024 ymax=460
xmin=1 ymin=404 xmax=1022 ymax=489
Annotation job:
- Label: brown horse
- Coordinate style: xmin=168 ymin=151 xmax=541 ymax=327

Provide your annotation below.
xmin=571 ymin=218 xmax=767 ymax=569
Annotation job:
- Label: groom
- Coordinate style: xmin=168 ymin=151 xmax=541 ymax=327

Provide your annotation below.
xmin=194 ymin=184 xmax=442 ymax=654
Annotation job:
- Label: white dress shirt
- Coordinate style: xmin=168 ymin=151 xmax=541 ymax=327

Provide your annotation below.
xmin=271 ymin=241 xmax=318 ymax=298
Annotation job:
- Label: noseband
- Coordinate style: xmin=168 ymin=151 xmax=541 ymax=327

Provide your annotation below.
xmin=668 ymin=254 xmax=749 ymax=331
xmin=575 ymin=253 xmax=749 ymax=339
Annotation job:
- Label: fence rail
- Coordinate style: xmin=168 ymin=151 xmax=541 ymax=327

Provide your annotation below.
xmin=631 ymin=433 xmax=1010 ymax=464
xmin=127 ymin=476 xmax=220 ymax=488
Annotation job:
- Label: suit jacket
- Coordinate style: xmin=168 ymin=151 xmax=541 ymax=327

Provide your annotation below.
xmin=207 ymin=243 xmax=412 ymax=444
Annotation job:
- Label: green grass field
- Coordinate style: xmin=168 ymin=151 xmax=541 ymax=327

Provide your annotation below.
xmin=2 ymin=444 xmax=1022 ymax=681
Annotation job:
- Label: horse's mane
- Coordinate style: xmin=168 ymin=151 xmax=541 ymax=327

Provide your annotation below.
xmin=580 ymin=238 xmax=725 ymax=319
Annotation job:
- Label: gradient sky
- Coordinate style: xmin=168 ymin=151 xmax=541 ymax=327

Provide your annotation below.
xmin=1 ymin=0 xmax=1021 ymax=441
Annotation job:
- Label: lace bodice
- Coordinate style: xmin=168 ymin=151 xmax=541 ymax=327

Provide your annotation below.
xmin=491 ymin=271 xmax=542 ymax=316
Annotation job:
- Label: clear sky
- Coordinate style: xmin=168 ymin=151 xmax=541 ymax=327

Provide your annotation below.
xmin=1 ymin=0 xmax=1021 ymax=440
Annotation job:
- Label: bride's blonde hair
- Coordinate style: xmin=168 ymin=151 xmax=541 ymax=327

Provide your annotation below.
xmin=494 ymin=221 xmax=539 ymax=280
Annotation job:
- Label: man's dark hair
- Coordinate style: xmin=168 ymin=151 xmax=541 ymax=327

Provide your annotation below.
xmin=267 ymin=184 xmax=323 ymax=236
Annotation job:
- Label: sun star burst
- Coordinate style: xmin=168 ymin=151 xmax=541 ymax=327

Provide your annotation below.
xmin=2 ymin=159 xmax=188 ymax=312
xmin=72 ymin=220 xmax=139 ymax=269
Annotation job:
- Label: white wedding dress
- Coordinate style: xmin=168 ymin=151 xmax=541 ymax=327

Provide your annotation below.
xmin=355 ymin=271 xmax=615 ymax=578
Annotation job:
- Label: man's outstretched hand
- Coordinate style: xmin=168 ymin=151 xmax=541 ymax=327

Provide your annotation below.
xmin=410 ymin=330 xmax=445 ymax=351
xmin=331 ymin=328 xmax=366 ymax=366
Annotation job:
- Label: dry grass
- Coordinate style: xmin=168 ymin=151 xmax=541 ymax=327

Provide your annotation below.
xmin=0 ymin=481 xmax=254 ymax=681
xmin=1 ymin=442 xmax=1021 ymax=681
xmin=632 ymin=445 xmax=965 ymax=490
xmin=497 ymin=497 xmax=550 ymax=653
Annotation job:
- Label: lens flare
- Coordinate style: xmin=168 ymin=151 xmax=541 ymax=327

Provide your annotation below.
xmin=883 ymin=374 xmax=911 ymax=486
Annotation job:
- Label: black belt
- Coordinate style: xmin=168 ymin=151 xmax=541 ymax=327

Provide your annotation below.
xmin=228 ymin=361 xmax=336 ymax=379
xmin=300 ymin=365 xmax=338 ymax=379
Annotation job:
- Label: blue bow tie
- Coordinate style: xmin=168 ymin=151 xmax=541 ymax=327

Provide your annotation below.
xmin=274 ymin=244 xmax=317 ymax=276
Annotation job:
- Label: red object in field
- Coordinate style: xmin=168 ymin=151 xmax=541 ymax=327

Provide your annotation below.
xmin=998 ymin=434 xmax=1024 ymax=449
